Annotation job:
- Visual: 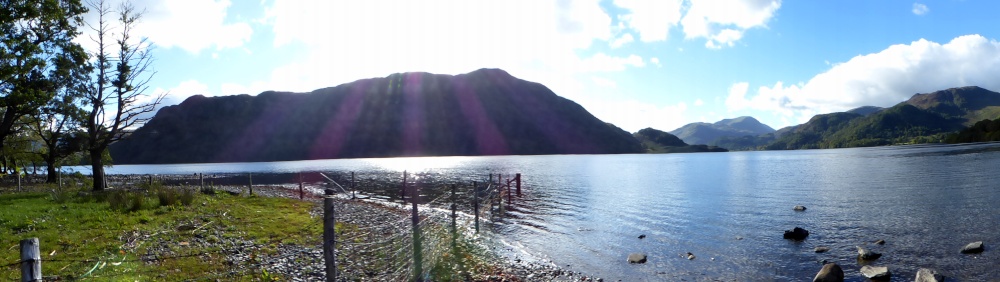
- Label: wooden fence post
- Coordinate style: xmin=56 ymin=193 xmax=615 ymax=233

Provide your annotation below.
xmin=401 ymin=171 xmax=407 ymax=203
xmin=473 ymin=181 xmax=479 ymax=233
xmin=516 ymin=173 xmax=521 ymax=196
xmin=323 ymin=188 xmax=336 ymax=282
xmin=58 ymin=168 xmax=62 ymax=189
xmin=299 ymin=173 xmax=304 ymax=200
xmin=450 ymin=184 xmax=457 ymax=248
xmin=20 ymin=238 xmax=41 ymax=282
xmin=248 ymin=173 xmax=253 ymax=196
xmin=411 ymin=183 xmax=422 ymax=281
xmin=17 ymin=170 xmax=21 ymax=192
xmin=506 ymin=175 xmax=512 ymax=206
xmin=350 ymin=172 xmax=355 ymax=199
xmin=199 ymin=173 xmax=204 ymax=190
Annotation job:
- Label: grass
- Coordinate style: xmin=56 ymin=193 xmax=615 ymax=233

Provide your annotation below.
xmin=1 ymin=182 xmax=508 ymax=281
xmin=0 ymin=184 xmax=322 ymax=281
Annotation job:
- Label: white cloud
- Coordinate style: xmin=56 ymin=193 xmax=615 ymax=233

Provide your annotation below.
xmin=912 ymin=3 xmax=929 ymax=15
xmin=681 ymin=0 xmax=781 ymax=48
xmin=610 ymin=33 xmax=635 ymax=48
xmin=153 ymin=80 xmax=212 ymax=106
xmin=694 ymin=98 xmax=704 ymax=106
xmin=74 ymin=0 xmax=252 ymax=54
xmin=585 ymin=97 xmax=690 ymax=132
xmin=729 ymin=34 xmax=1000 ymax=124
xmin=253 ymin=0 xmax=614 ymax=94
xmin=614 ymin=0 xmax=684 ymax=42
xmin=579 ymin=53 xmax=646 ymax=72
xmin=650 ymin=57 xmax=662 ymax=67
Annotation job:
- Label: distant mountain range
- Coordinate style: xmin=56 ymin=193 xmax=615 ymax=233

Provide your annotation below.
xmin=668 ymin=116 xmax=775 ymax=146
xmin=633 ymin=128 xmax=727 ymax=153
xmin=111 ymin=69 xmax=1000 ymax=164
xmin=110 ymin=69 xmax=643 ymax=164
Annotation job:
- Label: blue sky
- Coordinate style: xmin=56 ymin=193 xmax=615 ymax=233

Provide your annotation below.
xmin=82 ymin=0 xmax=1000 ymax=132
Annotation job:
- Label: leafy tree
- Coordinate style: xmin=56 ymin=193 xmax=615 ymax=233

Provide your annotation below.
xmin=0 ymin=0 xmax=88 ymax=158
xmin=81 ymin=0 xmax=164 ymax=190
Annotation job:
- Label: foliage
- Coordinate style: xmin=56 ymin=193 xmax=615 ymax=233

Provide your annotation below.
xmin=0 ymin=0 xmax=88 ymax=154
xmin=946 ymin=118 xmax=1000 ymax=143
xmin=108 ymin=190 xmax=144 ymax=212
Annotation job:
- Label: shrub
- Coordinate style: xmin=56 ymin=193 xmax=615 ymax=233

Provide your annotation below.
xmin=200 ymin=185 xmax=216 ymax=195
xmin=179 ymin=188 xmax=196 ymax=206
xmin=157 ymin=188 xmax=178 ymax=206
xmin=109 ymin=191 xmax=144 ymax=212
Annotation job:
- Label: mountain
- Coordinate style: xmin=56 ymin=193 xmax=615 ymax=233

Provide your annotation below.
xmin=905 ymin=86 xmax=1000 ymax=125
xmin=633 ymin=128 xmax=727 ymax=153
xmin=110 ymin=69 xmax=643 ymax=164
xmin=846 ymin=106 xmax=884 ymax=116
xmin=946 ymin=118 xmax=1000 ymax=143
xmin=668 ymin=116 xmax=775 ymax=145
xmin=767 ymin=104 xmax=963 ymax=150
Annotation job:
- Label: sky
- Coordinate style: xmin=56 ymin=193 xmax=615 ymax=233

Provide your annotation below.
xmin=78 ymin=0 xmax=1000 ymax=132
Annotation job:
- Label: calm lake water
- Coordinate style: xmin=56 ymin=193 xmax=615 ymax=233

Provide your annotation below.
xmin=93 ymin=142 xmax=1000 ymax=281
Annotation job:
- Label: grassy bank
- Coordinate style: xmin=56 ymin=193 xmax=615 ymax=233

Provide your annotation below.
xmin=0 ymin=183 xmax=513 ymax=281
xmin=1 ymin=184 xmax=322 ymax=281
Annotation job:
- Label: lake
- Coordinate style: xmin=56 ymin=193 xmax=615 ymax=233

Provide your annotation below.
xmin=91 ymin=142 xmax=1000 ymax=281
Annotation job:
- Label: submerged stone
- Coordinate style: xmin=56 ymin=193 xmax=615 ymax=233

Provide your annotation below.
xmin=783 ymin=227 xmax=809 ymax=240
xmin=812 ymin=263 xmax=844 ymax=282
xmin=961 ymin=241 xmax=984 ymax=254
xmin=627 ymin=253 xmax=647 ymax=264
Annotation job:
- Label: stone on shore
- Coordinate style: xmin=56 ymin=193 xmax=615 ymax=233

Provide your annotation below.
xmin=859 ymin=265 xmax=890 ymax=279
xmin=915 ymin=268 xmax=945 ymax=282
xmin=794 ymin=205 xmax=807 ymax=211
xmin=783 ymin=227 xmax=809 ymax=240
xmin=812 ymin=263 xmax=844 ymax=282
xmin=638 ymin=234 xmax=645 ymax=239
xmin=814 ymin=246 xmax=830 ymax=253
xmin=856 ymin=246 xmax=882 ymax=260
xmin=685 ymin=252 xmax=695 ymax=260
xmin=627 ymin=253 xmax=647 ymax=264
xmin=960 ymin=241 xmax=984 ymax=254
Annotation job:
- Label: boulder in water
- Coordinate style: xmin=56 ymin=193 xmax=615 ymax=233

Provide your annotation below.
xmin=856 ymin=246 xmax=882 ymax=261
xmin=812 ymin=263 xmax=844 ymax=282
xmin=960 ymin=241 xmax=984 ymax=254
xmin=814 ymin=246 xmax=830 ymax=253
xmin=859 ymin=265 xmax=890 ymax=280
xmin=783 ymin=227 xmax=809 ymax=240
xmin=794 ymin=205 xmax=807 ymax=211
xmin=874 ymin=239 xmax=885 ymax=245
xmin=915 ymin=268 xmax=945 ymax=282
xmin=627 ymin=253 xmax=647 ymax=264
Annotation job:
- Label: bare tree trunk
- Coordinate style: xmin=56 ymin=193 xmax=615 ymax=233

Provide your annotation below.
xmin=90 ymin=150 xmax=105 ymax=191
xmin=46 ymin=163 xmax=57 ymax=183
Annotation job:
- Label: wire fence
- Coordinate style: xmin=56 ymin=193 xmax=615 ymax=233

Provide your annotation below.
xmin=2 ymin=170 xmax=525 ymax=281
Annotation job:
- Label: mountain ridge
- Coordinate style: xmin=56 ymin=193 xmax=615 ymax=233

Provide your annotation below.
xmin=110 ymin=69 xmax=643 ymax=164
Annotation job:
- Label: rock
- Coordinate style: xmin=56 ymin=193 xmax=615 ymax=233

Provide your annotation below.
xmin=686 ymin=252 xmax=695 ymax=260
xmin=960 ymin=241 xmax=984 ymax=254
xmin=794 ymin=205 xmax=807 ymax=211
xmin=856 ymin=246 xmax=882 ymax=260
xmin=859 ymin=265 xmax=890 ymax=279
xmin=177 ymin=224 xmax=197 ymax=231
xmin=783 ymin=227 xmax=809 ymax=240
xmin=627 ymin=253 xmax=647 ymax=264
xmin=814 ymin=246 xmax=830 ymax=253
xmin=638 ymin=234 xmax=645 ymax=239
xmin=812 ymin=263 xmax=844 ymax=282
xmin=874 ymin=239 xmax=885 ymax=245
xmin=915 ymin=268 xmax=945 ymax=282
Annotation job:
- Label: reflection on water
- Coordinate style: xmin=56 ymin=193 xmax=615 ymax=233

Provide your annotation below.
xmin=89 ymin=143 xmax=1000 ymax=281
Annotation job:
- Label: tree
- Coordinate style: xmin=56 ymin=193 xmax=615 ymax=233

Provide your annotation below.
xmin=82 ymin=0 xmax=164 ymax=191
xmin=0 ymin=0 xmax=88 ymax=158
